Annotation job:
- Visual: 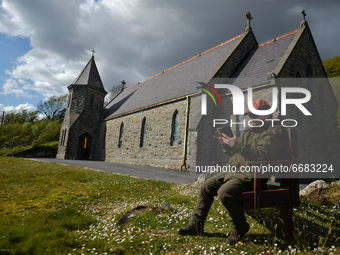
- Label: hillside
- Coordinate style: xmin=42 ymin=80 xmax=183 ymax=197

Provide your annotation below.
xmin=323 ymin=56 xmax=340 ymax=134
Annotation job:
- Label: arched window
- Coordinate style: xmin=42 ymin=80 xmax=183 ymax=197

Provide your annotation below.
xmin=60 ymin=129 xmax=64 ymax=145
xmin=236 ymin=115 xmax=246 ymax=136
xmin=118 ymin=122 xmax=124 ymax=148
xmin=171 ymin=111 xmax=179 ymax=146
xmin=319 ymin=88 xmax=324 ymax=131
xmin=60 ymin=129 xmax=67 ymax=146
xmin=140 ymin=118 xmax=146 ymax=148
xmin=296 ymin=71 xmax=303 ymax=126
xmin=67 ymin=95 xmax=71 ymax=107
xmin=63 ymin=129 xmax=67 ymax=146
xmin=307 ymin=65 xmax=314 ymax=124
xmin=90 ymin=95 xmax=94 ymax=109
xmin=307 ymin=65 xmax=313 ymax=78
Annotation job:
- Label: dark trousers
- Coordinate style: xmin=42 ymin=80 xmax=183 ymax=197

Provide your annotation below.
xmin=191 ymin=177 xmax=252 ymax=232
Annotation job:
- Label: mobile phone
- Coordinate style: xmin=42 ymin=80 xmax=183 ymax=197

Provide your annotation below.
xmin=217 ymin=125 xmax=233 ymax=137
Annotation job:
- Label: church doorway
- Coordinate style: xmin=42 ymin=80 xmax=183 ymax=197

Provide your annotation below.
xmin=77 ymin=133 xmax=92 ymax=160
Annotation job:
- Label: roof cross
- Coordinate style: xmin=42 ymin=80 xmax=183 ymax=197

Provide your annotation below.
xmin=245 ymin=12 xmax=253 ymax=32
xmin=300 ymin=10 xmax=308 ymax=27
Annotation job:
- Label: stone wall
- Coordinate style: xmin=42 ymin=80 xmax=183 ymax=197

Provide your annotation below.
xmin=105 ymin=98 xmax=189 ymax=170
xmin=57 ymin=85 xmax=106 ymax=159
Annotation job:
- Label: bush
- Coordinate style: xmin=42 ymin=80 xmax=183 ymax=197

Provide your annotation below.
xmin=0 ymin=119 xmax=62 ymax=157
xmin=0 ymin=123 xmax=35 ymax=148
xmin=32 ymin=121 xmax=62 ymax=147
xmin=6 ymin=142 xmax=59 ymax=157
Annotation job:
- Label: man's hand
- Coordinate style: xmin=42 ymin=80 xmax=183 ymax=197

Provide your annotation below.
xmin=214 ymin=129 xmax=238 ymax=147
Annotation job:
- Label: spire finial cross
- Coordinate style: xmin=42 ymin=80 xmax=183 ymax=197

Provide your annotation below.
xmin=300 ymin=10 xmax=308 ymax=27
xmin=245 ymin=12 xmax=253 ymax=32
xmin=302 ymin=10 xmax=306 ymax=21
xmin=92 ymin=43 xmax=96 ymax=57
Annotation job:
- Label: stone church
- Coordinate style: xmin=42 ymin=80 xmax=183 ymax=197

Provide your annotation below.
xmin=56 ymin=14 xmax=339 ymax=173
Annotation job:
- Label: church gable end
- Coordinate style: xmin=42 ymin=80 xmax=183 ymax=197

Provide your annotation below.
xmin=213 ymin=29 xmax=258 ymax=79
xmin=273 ymin=23 xmax=338 ymax=164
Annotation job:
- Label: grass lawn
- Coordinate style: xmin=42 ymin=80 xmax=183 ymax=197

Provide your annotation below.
xmin=0 ymin=157 xmax=339 ymax=254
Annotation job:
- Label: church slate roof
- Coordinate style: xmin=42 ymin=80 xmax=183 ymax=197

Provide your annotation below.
xmin=71 ymin=56 xmax=105 ymax=91
xmin=230 ymin=28 xmax=300 ymax=89
xmin=104 ymin=33 xmax=244 ymax=119
xmin=104 ymin=27 xmax=301 ymax=120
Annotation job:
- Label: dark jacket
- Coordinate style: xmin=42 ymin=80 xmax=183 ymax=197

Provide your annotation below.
xmin=215 ymin=123 xmax=287 ymax=182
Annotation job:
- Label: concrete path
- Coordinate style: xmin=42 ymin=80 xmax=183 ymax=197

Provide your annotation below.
xmin=32 ymin=158 xmax=198 ymax=184
xmin=32 ymin=158 xmax=311 ymax=190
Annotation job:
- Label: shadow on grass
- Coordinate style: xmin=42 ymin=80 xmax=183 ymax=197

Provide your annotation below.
xmin=243 ymin=203 xmax=340 ymax=248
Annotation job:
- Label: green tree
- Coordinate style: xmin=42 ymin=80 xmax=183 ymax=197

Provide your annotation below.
xmin=3 ymin=110 xmax=39 ymax=124
xmin=32 ymin=120 xmax=62 ymax=147
xmin=323 ymin=56 xmax=340 ymax=78
xmin=37 ymin=94 xmax=68 ymax=121
xmin=323 ymin=56 xmax=340 ymax=134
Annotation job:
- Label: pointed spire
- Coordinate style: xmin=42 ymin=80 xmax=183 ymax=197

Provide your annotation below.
xmin=72 ymin=54 xmax=105 ymax=91
xmin=245 ymin=12 xmax=253 ymax=32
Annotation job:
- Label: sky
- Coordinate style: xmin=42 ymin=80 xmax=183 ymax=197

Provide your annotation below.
xmin=0 ymin=0 xmax=339 ymax=114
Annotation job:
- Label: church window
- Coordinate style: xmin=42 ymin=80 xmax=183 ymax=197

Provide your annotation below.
xmin=60 ymin=130 xmax=63 ymax=145
xmin=236 ymin=115 xmax=246 ymax=136
xmin=171 ymin=111 xmax=179 ymax=146
xmin=90 ymin=95 xmax=94 ymax=109
xmin=61 ymin=129 xmax=67 ymax=146
xmin=296 ymin=71 xmax=303 ymax=127
xmin=307 ymin=65 xmax=314 ymax=124
xmin=319 ymin=88 xmax=324 ymax=131
xmin=140 ymin=118 xmax=146 ymax=148
xmin=118 ymin=122 xmax=124 ymax=148
xmin=102 ymin=126 xmax=106 ymax=149
xmin=307 ymin=65 xmax=313 ymax=78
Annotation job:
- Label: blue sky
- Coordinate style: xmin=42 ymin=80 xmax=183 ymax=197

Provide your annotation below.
xmin=0 ymin=0 xmax=339 ymax=114
xmin=0 ymin=34 xmax=34 ymax=109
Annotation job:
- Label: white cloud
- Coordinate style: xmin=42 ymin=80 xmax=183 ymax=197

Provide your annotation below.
xmin=1 ymin=79 xmax=26 ymax=97
xmin=0 ymin=102 xmax=36 ymax=113
xmin=0 ymin=0 xmax=339 ymax=109
xmin=0 ymin=0 xmax=33 ymax=36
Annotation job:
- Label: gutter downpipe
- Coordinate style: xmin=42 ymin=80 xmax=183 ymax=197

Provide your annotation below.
xmin=180 ymin=96 xmax=190 ymax=171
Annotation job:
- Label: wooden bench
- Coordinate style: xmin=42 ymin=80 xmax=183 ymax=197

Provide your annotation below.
xmin=241 ymin=128 xmax=300 ymax=238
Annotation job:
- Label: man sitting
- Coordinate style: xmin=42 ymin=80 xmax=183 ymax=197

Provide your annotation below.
xmin=177 ymin=99 xmax=286 ymax=244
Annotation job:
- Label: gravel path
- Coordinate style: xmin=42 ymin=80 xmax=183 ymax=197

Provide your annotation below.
xmin=31 ymin=158 xmax=198 ymax=184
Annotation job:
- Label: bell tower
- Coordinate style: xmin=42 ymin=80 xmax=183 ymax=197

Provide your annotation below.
xmin=56 ymin=53 xmax=107 ymax=160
